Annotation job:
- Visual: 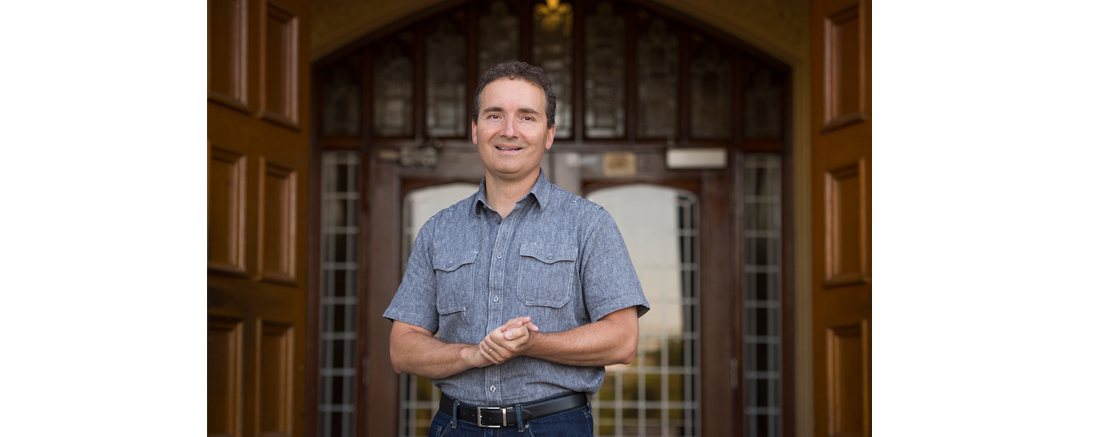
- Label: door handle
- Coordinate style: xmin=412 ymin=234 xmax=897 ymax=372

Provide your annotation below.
xmin=730 ymin=358 xmax=739 ymax=390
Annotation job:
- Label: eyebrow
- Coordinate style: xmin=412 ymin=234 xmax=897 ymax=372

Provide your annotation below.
xmin=482 ymin=106 xmax=541 ymax=116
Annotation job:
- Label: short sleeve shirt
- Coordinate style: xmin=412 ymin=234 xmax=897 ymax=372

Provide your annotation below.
xmin=383 ymin=171 xmax=650 ymax=406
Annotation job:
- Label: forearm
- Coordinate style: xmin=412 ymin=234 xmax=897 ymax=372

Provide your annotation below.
xmin=524 ymin=307 xmax=639 ymax=367
xmin=390 ymin=321 xmax=486 ymax=379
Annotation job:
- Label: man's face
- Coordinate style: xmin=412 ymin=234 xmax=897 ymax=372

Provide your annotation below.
xmin=472 ymin=78 xmax=555 ymax=183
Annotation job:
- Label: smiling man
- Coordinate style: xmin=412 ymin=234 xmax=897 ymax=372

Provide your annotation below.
xmin=384 ymin=60 xmax=649 ymax=436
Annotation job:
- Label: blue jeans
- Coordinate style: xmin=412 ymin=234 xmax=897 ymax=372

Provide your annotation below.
xmin=429 ymin=401 xmax=593 ymax=437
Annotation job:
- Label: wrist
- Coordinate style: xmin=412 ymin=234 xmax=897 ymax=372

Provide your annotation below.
xmin=522 ymin=329 xmax=540 ymax=357
xmin=466 ymin=343 xmax=490 ymax=368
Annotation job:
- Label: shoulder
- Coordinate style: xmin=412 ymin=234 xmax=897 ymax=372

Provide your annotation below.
xmin=416 ymin=191 xmax=479 ymax=239
xmin=546 ymin=184 xmax=608 ymax=217
xmin=428 ymin=191 xmax=478 ymax=221
xmin=536 ymin=184 xmax=618 ymax=239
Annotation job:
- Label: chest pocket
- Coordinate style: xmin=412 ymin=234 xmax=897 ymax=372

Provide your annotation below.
xmin=517 ymin=243 xmax=578 ymax=308
xmin=432 ymin=251 xmax=478 ymax=315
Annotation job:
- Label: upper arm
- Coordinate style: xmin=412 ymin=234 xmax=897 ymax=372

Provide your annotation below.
xmin=599 ymin=306 xmax=640 ymax=364
xmin=390 ymin=320 xmax=433 ymax=344
xmin=600 ymin=306 xmax=639 ymax=337
xmin=382 ymin=217 xmax=442 ymax=332
xmin=389 ymin=320 xmax=435 ymax=373
xmin=580 ymin=211 xmax=651 ymax=321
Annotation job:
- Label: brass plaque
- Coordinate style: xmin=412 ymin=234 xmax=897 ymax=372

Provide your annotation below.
xmin=603 ymin=152 xmax=637 ymax=177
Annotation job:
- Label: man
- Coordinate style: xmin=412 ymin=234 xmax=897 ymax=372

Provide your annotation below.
xmin=384 ymin=60 xmax=649 ymax=436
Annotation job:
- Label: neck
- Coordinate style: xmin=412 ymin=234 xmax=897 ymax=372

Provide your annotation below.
xmin=484 ymin=171 xmax=540 ymax=219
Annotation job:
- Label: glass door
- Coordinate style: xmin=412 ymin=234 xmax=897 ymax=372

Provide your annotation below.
xmin=587 ymin=185 xmax=701 ymax=437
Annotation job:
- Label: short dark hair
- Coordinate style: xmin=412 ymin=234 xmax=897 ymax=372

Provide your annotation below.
xmin=471 ymin=60 xmax=556 ymax=129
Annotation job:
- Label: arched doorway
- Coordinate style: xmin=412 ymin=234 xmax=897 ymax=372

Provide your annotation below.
xmin=310 ymin=1 xmax=792 ymax=435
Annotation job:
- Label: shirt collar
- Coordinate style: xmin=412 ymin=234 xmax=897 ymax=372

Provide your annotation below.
xmin=473 ymin=169 xmax=551 ymax=217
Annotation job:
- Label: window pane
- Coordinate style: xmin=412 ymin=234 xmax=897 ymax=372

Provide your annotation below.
xmin=744 ymin=68 xmax=783 ymax=140
xmin=478 ymin=0 xmax=519 ymax=76
xmin=322 ymin=66 xmax=361 ymax=136
xmin=637 ymin=16 xmax=678 ymax=139
xmin=584 ymin=2 xmax=624 ymax=138
xmin=690 ymin=42 xmax=733 ymax=139
xmin=533 ymin=0 xmax=574 ymax=138
xmin=426 ymin=15 xmax=466 ymax=137
xmin=373 ymin=37 xmax=414 ymax=137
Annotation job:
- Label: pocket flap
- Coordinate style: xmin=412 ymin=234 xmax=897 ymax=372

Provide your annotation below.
xmin=519 ymin=243 xmax=578 ymax=264
xmin=432 ymin=251 xmax=478 ymax=272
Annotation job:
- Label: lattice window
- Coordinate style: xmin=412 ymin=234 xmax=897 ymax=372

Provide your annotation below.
xmin=742 ymin=153 xmax=783 ymax=437
xmin=318 ymin=152 xmax=360 ymax=437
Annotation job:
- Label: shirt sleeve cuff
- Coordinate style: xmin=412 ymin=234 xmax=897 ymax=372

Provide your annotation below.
xmin=588 ymin=295 xmax=651 ymax=321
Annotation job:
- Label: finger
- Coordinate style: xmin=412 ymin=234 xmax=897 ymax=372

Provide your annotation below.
xmin=525 ymin=321 xmax=539 ymax=332
xmin=481 ymin=343 xmax=504 ymax=365
xmin=488 ymin=340 xmax=514 ymax=362
xmin=500 ymin=317 xmax=531 ymax=332
xmin=504 ymin=322 xmax=533 ymax=341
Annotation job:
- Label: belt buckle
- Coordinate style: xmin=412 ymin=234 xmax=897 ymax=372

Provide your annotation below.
xmin=476 ymin=406 xmax=506 ymax=428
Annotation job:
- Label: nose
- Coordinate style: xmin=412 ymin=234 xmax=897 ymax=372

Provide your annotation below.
xmin=500 ymin=115 xmax=518 ymax=138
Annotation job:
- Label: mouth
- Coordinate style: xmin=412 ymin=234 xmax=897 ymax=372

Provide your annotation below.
xmin=495 ymin=145 xmax=522 ymax=152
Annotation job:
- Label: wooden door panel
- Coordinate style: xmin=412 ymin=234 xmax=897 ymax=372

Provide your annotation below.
xmin=259 ymin=158 xmax=298 ymax=283
xmin=822 ymin=0 xmax=868 ymax=131
xmin=260 ymin=321 xmax=295 ymax=437
xmin=208 ymin=0 xmax=311 ymax=435
xmin=825 ymin=321 xmax=869 ymax=437
xmin=209 ymin=145 xmax=249 ymax=275
xmin=209 ymin=315 xmax=245 ymax=437
xmin=261 ymin=1 xmax=301 ymax=128
xmin=823 ymin=158 xmax=868 ymax=287
xmin=812 ymin=0 xmax=870 ymax=436
xmin=208 ymin=0 xmax=249 ymax=111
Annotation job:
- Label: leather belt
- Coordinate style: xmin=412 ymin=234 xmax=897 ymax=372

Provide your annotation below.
xmin=440 ymin=392 xmax=588 ymax=428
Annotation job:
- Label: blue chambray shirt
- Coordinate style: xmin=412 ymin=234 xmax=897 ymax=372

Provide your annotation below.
xmin=383 ymin=170 xmax=650 ymax=406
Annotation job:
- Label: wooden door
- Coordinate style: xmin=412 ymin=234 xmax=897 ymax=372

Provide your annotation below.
xmin=811 ymin=0 xmax=872 ymax=437
xmin=208 ymin=0 xmax=312 ymax=436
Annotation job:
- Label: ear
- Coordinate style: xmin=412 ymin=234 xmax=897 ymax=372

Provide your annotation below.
xmin=544 ymin=125 xmax=555 ymax=150
xmin=471 ymin=120 xmax=478 ymax=145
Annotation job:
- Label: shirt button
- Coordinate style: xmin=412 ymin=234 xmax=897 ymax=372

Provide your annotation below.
xmin=490 ymin=385 xmax=497 ymax=392
xmin=493 ymin=295 xmax=499 ymax=302
xmin=548 ymin=254 xmax=553 ymax=260
xmin=496 ymin=253 xmax=502 ymax=259
xmin=446 ymin=262 xmax=452 ymax=268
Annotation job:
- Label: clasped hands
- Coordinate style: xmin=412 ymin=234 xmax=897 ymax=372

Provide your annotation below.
xmin=471 ymin=316 xmax=539 ymax=367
